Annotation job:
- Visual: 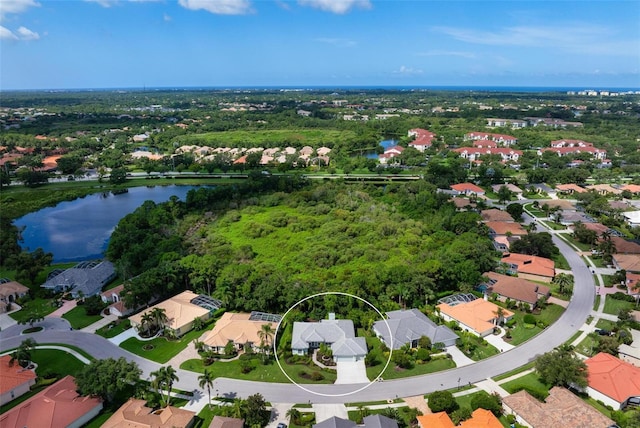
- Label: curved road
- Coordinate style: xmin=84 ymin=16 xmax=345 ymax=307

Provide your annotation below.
xmin=0 ymin=215 xmax=594 ymax=404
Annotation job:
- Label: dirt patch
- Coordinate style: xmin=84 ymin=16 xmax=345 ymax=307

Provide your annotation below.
xmin=403 ymin=395 xmax=430 ymax=415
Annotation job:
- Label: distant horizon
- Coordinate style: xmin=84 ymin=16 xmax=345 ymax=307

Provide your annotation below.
xmin=1 ymin=1 xmax=638 ymax=91
xmin=2 ymin=84 xmax=639 ymax=94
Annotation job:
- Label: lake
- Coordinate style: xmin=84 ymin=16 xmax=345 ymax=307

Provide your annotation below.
xmin=15 ymin=185 xmax=203 ymax=263
xmin=365 ymin=139 xmax=398 ymax=159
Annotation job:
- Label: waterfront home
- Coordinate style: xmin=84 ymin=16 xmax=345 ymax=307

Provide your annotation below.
xmin=41 ymin=260 xmax=116 ymax=298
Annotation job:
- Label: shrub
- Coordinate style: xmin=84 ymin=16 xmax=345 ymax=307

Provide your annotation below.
xmin=311 ymin=371 xmax=324 ymax=381
xmin=428 ymin=390 xmax=458 ymax=413
xmin=450 ymin=407 xmax=472 ymax=424
xmin=523 ymin=314 xmax=536 ymax=325
xmin=416 ymin=348 xmax=431 ymax=361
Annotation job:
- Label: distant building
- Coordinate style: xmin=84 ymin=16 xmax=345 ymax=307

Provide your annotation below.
xmin=102 ymin=398 xmax=195 ymax=428
xmin=0 ymin=281 xmax=29 ymax=313
xmin=408 ymin=128 xmax=437 ymax=151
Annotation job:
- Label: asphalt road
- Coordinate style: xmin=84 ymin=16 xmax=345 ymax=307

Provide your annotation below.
xmin=0 ymin=211 xmax=595 ymax=404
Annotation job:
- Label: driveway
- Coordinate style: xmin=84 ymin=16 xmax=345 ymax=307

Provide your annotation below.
xmin=313 ymin=404 xmax=348 ymax=423
xmin=335 ymin=361 xmax=369 ymax=384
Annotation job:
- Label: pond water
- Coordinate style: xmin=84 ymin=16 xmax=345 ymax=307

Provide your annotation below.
xmin=15 ymin=185 xmax=202 ymax=263
xmin=365 ymin=139 xmax=398 ymax=159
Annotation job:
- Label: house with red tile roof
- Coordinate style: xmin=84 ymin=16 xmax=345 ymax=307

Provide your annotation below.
xmin=610 ymin=236 xmax=640 ymax=255
xmin=450 ymin=183 xmax=485 ymax=197
xmin=0 ymin=355 xmax=37 ymax=406
xmin=453 ymin=147 xmax=522 ymax=163
xmin=586 ymin=184 xmax=622 ymax=195
xmin=451 ymin=197 xmax=476 ymax=211
xmin=502 ymin=386 xmax=615 ymax=428
xmin=500 ymin=253 xmax=555 ymax=283
xmin=102 ymin=398 xmax=195 ymax=428
xmin=483 ymin=272 xmax=551 ymax=309
xmin=417 ymin=409 xmax=501 ymax=428
xmin=379 ymin=145 xmax=405 ymax=164
xmin=472 ymin=140 xmax=498 ymax=148
xmin=584 ymin=353 xmax=640 ymax=410
xmin=209 ymin=416 xmax=244 ymax=428
xmin=437 ymin=298 xmax=514 ymax=337
xmin=0 ymin=375 xmax=103 ymax=428
xmin=621 ymin=184 xmax=640 ymax=195
xmin=464 ymin=132 xmax=518 ymax=146
xmin=612 ymin=254 xmax=640 ymax=273
xmin=554 ymin=183 xmax=587 ymax=194
xmin=484 ymin=221 xmax=527 ymax=237
xmin=540 ymin=146 xmax=607 ymax=160
xmin=408 ymin=128 xmax=437 ymax=152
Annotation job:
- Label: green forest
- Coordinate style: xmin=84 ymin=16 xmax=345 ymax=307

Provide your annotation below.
xmin=108 ymin=177 xmax=497 ymax=320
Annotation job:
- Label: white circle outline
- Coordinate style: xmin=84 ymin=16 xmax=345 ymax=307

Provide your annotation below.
xmin=273 ymin=291 xmax=393 ymax=397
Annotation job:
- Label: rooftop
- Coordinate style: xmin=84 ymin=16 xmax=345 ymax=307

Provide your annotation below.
xmin=585 ymin=352 xmax=640 ymax=403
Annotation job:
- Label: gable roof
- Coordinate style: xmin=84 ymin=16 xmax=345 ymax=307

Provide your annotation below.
xmin=102 ymin=398 xmax=195 ymax=428
xmin=458 ymin=409 xmax=502 ymax=428
xmin=292 ymin=319 xmax=354 ymax=349
xmin=41 ymin=260 xmax=116 ymax=297
xmin=363 ymin=414 xmax=399 ymax=428
xmin=555 ymin=183 xmax=587 ymax=193
xmin=450 ymin=183 xmax=485 ymax=195
xmin=437 ymin=299 xmax=514 ymax=335
xmin=201 ymin=312 xmax=279 ymax=348
xmin=373 ymin=309 xmax=458 ymax=350
xmin=0 ymin=355 xmax=36 ymax=395
xmin=502 ymin=386 xmax=614 ymax=428
xmin=613 ymin=254 xmax=640 ymax=273
xmin=481 ymin=209 xmax=514 ymax=222
xmin=0 ymin=376 xmax=102 ymax=428
xmin=209 ymin=416 xmax=245 ymax=428
xmin=611 ymin=236 xmax=640 ymax=254
xmin=500 ymin=253 xmax=555 ymax=278
xmin=314 ymin=416 xmax=357 ymax=428
xmin=0 ymin=281 xmax=29 ymax=299
xmin=484 ymin=272 xmax=550 ymax=305
xmin=585 ymin=352 xmax=640 ymax=403
xmin=417 ymin=412 xmax=455 ymax=428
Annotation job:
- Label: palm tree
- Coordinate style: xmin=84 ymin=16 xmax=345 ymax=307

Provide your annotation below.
xmin=10 ymin=338 xmax=37 ymax=367
xmin=140 ymin=312 xmax=154 ymax=337
xmin=552 ymin=273 xmax=574 ymax=296
xmin=257 ymin=324 xmax=275 ymax=356
xmin=494 ymin=306 xmax=506 ymax=326
xmin=150 ymin=307 xmax=169 ymax=335
xmin=151 ymin=366 xmax=179 ymax=407
xmin=198 ymin=369 xmax=215 ymax=409
xmin=286 ymin=408 xmax=301 ymax=425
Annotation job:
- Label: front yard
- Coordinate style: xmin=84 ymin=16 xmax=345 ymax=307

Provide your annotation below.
xmin=120 ymin=327 xmax=207 ymax=363
xmin=62 ymin=306 xmax=103 ymax=329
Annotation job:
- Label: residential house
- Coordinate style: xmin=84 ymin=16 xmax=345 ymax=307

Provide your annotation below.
xmin=621 ymin=184 xmax=640 ymax=195
xmin=408 ymin=128 xmax=437 ymax=152
xmin=586 ymin=184 xmax=622 ymax=196
xmin=209 ymin=416 xmax=244 ymax=428
xmin=500 ymin=253 xmax=555 ymax=283
xmin=464 ymin=132 xmax=518 ymax=146
xmin=450 ymin=197 xmax=476 ymax=211
xmin=490 ymin=183 xmax=522 ymax=196
xmin=481 ymin=209 xmax=514 ymax=223
xmin=292 ymin=314 xmax=368 ymax=362
xmin=0 ymin=375 xmax=103 ymax=428
xmin=524 ymin=117 xmax=583 ymax=128
xmin=417 ymin=409 xmax=501 ymax=428
xmin=100 ymin=284 xmax=133 ymax=317
xmin=41 ymin=260 xmax=116 ymax=298
xmin=486 ymin=118 xmax=527 ymax=129
xmin=0 ymin=280 xmax=29 ymax=313
xmin=379 ymin=145 xmax=404 ymax=164
xmin=485 ymin=221 xmax=527 ymax=238
xmin=577 ymin=222 xmax=610 ymax=235
xmin=554 ymin=183 xmax=587 ymax=194
xmin=626 ymin=272 xmax=640 ymax=296
xmin=502 ymin=386 xmax=615 ymax=428
xmin=450 ymin=183 xmax=485 ymax=197
xmin=540 ymin=145 xmax=607 ymax=160
xmin=129 ymin=291 xmax=222 ymax=337
xmin=623 ymin=211 xmax=640 ymax=227
xmin=453 ymin=147 xmax=522 ymax=163
xmin=472 ymin=140 xmax=498 ymax=148
xmin=314 ymin=415 xmax=398 ymax=428
xmin=102 ymin=398 xmax=195 ymax=428
xmin=372 ymin=309 xmax=458 ymax=350
xmin=0 ymin=355 xmax=37 ymax=406
xmin=612 ymin=254 xmax=640 ymax=273
xmin=584 ymin=352 xmax=640 ymax=410
xmin=437 ymin=298 xmax=514 ymax=337
xmin=201 ymin=311 xmax=281 ymax=353
xmin=611 ymin=237 xmax=640 ymax=254
xmin=482 ymin=272 xmax=551 ymax=309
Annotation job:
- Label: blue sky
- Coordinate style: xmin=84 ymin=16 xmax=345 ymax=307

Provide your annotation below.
xmin=1 ymin=0 xmax=639 ymax=90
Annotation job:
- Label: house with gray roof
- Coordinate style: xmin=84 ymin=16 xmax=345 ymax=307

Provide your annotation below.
xmin=313 ymin=415 xmax=398 ymax=428
xmin=292 ymin=314 xmax=368 ymax=362
xmin=41 ymin=260 xmax=116 ymax=298
xmin=373 ymin=309 xmax=459 ymax=349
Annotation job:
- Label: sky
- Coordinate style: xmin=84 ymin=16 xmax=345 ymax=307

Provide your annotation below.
xmin=1 ymin=0 xmax=639 ymax=90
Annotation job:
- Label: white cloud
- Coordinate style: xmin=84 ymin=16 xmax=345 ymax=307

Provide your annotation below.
xmin=432 ymin=24 xmax=639 ymax=57
xmin=16 ymin=25 xmax=38 ymax=40
xmin=298 ymin=0 xmax=371 ymax=14
xmin=178 ymin=0 xmax=253 ymax=15
xmin=393 ymin=65 xmax=423 ymax=76
xmin=163 ymin=13 xmax=172 ymax=21
xmin=0 ymin=0 xmax=40 ymax=19
xmin=0 ymin=25 xmax=19 ymax=40
xmin=84 ymin=0 xmax=119 ymax=7
xmin=315 ymin=37 xmax=357 ymax=48
xmin=416 ymin=50 xmax=476 ymax=59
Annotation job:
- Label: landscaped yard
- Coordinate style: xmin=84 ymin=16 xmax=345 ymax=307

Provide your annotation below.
xmin=367 ymin=356 xmax=456 ymax=381
xmin=96 ymin=319 xmax=131 ymax=338
xmin=62 ymin=306 xmax=103 ymax=330
xmin=120 ymin=327 xmax=208 ymax=363
xmin=506 ymin=304 xmax=565 ymax=346
xmin=180 ymin=355 xmax=337 ymax=384
xmin=603 ymin=296 xmax=634 ymax=316
xmin=9 ymin=297 xmax=59 ymax=323
xmin=575 ymin=333 xmax=598 ymax=357
xmin=500 ymin=372 xmax=550 ymax=398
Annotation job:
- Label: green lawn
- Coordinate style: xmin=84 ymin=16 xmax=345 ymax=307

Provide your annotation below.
xmin=507 ymin=304 xmax=565 ymax=346
xmin=96 ymin=319 xmax=132 ymax=339
xmin=595 ymin=319 xmax=616 ymax=330
xmin=603 ymin=296 xmax=634 ymax=316
xmin=62 ymin=306 xmax=103 ymax=330
xmin=9 ymin=297 xmax=59 ymax=323
xmin=500 ymin=372 xmax=550 ymax=397
xmin=120 ymin=327 xmax=208 ymax=363
xmin=575 ymin=334 xmax=598 ymax=357
xmin=366 ymin=356 xmax=456 ymax=381
xmin=593 ymin=295 xmax=601 ymax=310
xmin=180 ymin=355 xmax=337 ymax=384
